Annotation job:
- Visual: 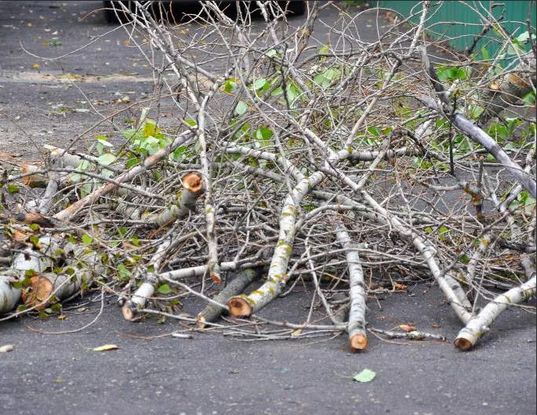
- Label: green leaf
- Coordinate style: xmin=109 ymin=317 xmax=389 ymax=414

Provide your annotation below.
xmin=143 ymin=119 xmax=157 ymax=137
xmin=117 ymin=264 xmax=130 ymax=280
xmin=235 ymin=101 xmax=249 ymax=116
xmin=255 ymin=126 xmax=274 ymax=141
xmin=7 ymin=184 xmax=19 ymax=194
xmin=252 ymin=78 xmax=268 ymax=90
xmin=265 ymin=49 xmax=279 ymax=58
xmin=126 ymin=155 xmax=139 ymax=169
xmin=97 ymin=153 xmax=117 ymax=166
xmin=184 ymin=118 xmax=198 ymax=127
xmin=271 ymin=86 xmax=283 ymax=96
xmin=353 ymin=369 xmax=376 ymax=383
xmin=157 ymin=284 xmax=172 ymax=294
xmin=29 ymin=235 xmax=40 ymax=247
xmin=480 ymin=46 xmax=490 ymax=60
xmin=319 ymin=43 xmax=330 ymax=54
xmin=81 ymin=234 xmax=93 ymax=246
xmin=96 ymin=136 xmax=114 ymax=147
xmin=222 ymin=78 xmax=237 ymax=94
xmin=367 ymin=126 xmax=380 ymax=137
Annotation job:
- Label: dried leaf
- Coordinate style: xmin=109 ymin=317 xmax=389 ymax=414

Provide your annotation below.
xmin=392 ymin=282 xmax=407 ymax=290
xmin=399 ymin=324 xmax=416 ymax=333
xmin=0 ymin=344 xmax=15 ymax=353
xmin=353 ymin=369 xmax=376 ymax=383
xmin=92 ymin=344 xmax=119 ymax=352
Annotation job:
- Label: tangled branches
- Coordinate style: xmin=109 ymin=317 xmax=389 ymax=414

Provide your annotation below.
xmin=0 ymin=1 xmax=535 ymax=351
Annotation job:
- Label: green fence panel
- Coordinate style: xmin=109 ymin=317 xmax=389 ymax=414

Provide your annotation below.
xmin=378 ymin=1 xmax=536 ymax=59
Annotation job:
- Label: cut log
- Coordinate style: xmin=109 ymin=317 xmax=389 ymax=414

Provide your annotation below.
xmin=335 ymin=221 xmax=368 ymax=352
xmin=197 ymin=268 xmax=259 ymax=328
xmin=21 ymin=163 xmax=47 ymax=188
xmin=20 ymin=240 xmax=101 ymax=309
xmin=0 ymin=275 xmax=21 ymax=314
xmin=140 ymin=172 xmax=204 ymax=226
xmin=454 ymin=275 xmax=536 ymax=351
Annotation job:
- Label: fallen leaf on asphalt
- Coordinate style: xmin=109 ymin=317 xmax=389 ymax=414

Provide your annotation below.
xmin=92 ymin=344 xmax=119 ymax=352
xmin=0 ymin=344 xmax=15 ymax=353
xmin=171 ymin=333 xmax=193 ymax=339
xmin=392 ymin=281 xmax=407 ymax=290
xmin=399 ymin=324 xmax=416 ymax=332
xmin=353 ymin=369 xmax=376 ymax=383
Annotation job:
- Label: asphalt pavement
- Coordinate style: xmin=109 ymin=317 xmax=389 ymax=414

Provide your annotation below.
xmin=0 ymin=2 xmax=535 ymax=415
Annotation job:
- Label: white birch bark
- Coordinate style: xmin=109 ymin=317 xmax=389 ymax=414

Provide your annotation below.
xmin=0 ymin=236 xmax=57 ymax=314
xmin=122 ymin=239 xmax=171 ymax=321
xmin=140 ymin=172 xmax=204 ymax=226
xmin=228 ymin=171 xmax=326 ymax=317
xmin=20 ymin=240 xmax=103 ymax=308
xmin=454 ymin=275 xmax=536 ymax=350
xmin=122 ymin=172 xmax=204 ymax=320
xmin=335 ymin=221 xmax=368 ymax=351
xmin=0 ymin=275 xmax=21 ymax=314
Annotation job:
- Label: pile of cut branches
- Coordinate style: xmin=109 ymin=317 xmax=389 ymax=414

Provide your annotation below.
xmin=0 ymin=1 xmax=535 ymax=351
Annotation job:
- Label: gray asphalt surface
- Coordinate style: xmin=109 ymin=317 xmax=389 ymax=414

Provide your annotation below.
xmin=0 ymin=2 xmax=536 ymax=415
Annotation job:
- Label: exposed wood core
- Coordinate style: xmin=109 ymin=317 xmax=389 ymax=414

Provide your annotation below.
xmin=198 ymin=268 xmax=258 ymax=327
xmin=350 ymin=334 xmax=368 ymax=352
xmin=227 ymin=297 xmax=253 ymax=318
xmin=183 ymin=172 xmax=203 ymax=194
xmin=21 ymin=276 xmax=53 ymax=309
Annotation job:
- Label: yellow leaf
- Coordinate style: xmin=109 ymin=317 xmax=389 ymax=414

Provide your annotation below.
xmin=0 ymin=344 xmax=15 ymax=353
xmin=399 ymin=324 xmax=416 ymax=333
xmin=291 ymin=329 xmax=303 ymax=337
xmin=92 ymin=344 xmax=119 ymax=352
xmin=32 ymin=63 xmax=41 ymax=69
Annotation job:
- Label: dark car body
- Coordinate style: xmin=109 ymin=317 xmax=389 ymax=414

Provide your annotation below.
xmin=103 ymin=1 xmax=306 ymax=22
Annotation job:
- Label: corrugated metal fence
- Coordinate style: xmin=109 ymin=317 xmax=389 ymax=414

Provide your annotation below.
xmin=378 ymin=1 xmax=536 ymax=58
